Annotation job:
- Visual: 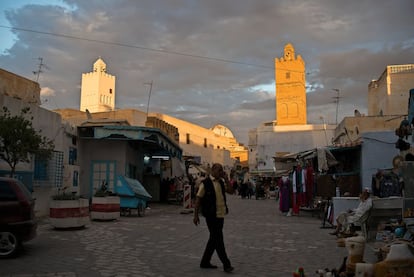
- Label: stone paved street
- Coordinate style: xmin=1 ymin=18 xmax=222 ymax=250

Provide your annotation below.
xmin=1 ymin=195 xmax=352 ymax=277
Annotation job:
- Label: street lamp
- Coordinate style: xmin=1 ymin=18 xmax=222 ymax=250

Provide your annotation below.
xmin=319 ymin=116 xmax=328 ymax=146
xmin=332 ymin=88 xmax=340 ymax=125
xmin=144 ymin=81 xmax=153 ymax=121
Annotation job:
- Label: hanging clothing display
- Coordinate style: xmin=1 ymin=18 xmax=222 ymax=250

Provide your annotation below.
xmin=305 ymin=164 xmax=314 ymax=207
xmin=278 ymin=176 xmax=291 ymax=213
xmin=292 ymin=166 xmax=305 ymax=214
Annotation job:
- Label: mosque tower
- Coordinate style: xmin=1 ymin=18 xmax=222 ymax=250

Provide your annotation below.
xmin=275 ymin=43 xmax=307 ymax=125
xmin=80 ymin=57 xmax=116 ymax=113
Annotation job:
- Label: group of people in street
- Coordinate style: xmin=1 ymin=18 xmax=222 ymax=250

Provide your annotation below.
xmin=238 ymin=181 xmax=255 ymax=199
xmin=188 ymin=152 xmax=413 ymax=273
xmin=160 ymin=176 xmax=187 ymax=203
xmin=229 ymin=177 xmax=279 ymax=200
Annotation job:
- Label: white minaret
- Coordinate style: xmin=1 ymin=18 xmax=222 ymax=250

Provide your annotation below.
xmin=80 ymin=57 xmax=116 ymax=113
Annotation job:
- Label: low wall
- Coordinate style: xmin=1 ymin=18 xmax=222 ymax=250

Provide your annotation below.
xmin=33 ymin=187 xmax=55 ymax=218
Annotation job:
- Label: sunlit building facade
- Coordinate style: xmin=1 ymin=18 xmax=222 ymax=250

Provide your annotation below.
xmin=368 ymin=64 xmax=414 ymax=116
xmin=275 ymin=43 xmax=307 ymax=125
xmin=76 ymin=58 xmax=247 ymax=170
xmin=80 ymin=58 xmax=116 ymax=113
xmin=249 ymin=43 xmax=335 ymax=176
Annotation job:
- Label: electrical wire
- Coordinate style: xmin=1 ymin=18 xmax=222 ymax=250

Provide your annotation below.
xmin=0 ymin=25 xmax=274 ymax=69
xmin=1 ymin=25 xmax=373 ymax=81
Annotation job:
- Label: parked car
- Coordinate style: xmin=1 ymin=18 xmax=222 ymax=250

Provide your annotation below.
xmin=0 ymin=177 xmax=37 ymax=258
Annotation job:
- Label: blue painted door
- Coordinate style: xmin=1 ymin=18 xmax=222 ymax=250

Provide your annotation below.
xmin=90 ymin=161 xmax=116 ymax=197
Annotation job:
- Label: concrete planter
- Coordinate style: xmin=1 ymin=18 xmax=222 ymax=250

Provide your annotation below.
xmin=90 ymin=196 xmax=120 ymax=221
xmin=49 ymin=198 xmax=90 ymax=229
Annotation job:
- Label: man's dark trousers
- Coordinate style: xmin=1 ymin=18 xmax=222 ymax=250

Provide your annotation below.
xmin=201 ymin=216 xmax=231 ymax=267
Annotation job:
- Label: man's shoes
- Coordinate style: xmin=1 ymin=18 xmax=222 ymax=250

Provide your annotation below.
xmin=224 ymin=266 xmax=234 ymax=273
xmin=329 ymin=231 xmax=339 ymax=236
xmin=200 ymin=263 xmax=218 ymax=269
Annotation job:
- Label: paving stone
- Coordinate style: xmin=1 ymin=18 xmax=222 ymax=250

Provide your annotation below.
xmin=1 ymin=195 xmax=358 ymax=276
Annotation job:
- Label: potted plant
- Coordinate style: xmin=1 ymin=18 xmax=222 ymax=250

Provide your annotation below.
xmin=90 ymin=182 xmax=120 ymax=221
xmin=49 ymin=187 xmax=90 ymax=229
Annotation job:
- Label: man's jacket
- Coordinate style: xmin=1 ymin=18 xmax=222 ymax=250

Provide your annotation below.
xmin=200 ymin=177 xmax=228 ymax=218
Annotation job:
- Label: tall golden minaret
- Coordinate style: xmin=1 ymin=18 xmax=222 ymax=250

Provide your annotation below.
xmin=275 ymin=43 xmax=307 ymax=125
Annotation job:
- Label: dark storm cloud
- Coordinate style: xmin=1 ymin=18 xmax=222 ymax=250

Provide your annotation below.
xmin=1 ymin=0 xmax=413 ymax=144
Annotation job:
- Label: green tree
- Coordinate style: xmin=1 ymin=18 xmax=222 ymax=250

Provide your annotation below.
xmin=0 ymin=106 xmax=55 ymax=176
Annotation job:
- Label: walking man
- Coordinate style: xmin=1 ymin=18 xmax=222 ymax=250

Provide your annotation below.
xmin=193 ymin=163 xmax=234 ymax=273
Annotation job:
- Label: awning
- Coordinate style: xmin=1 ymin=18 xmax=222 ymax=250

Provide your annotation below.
xmin=273 ymin=149 xmax=317 ymax=163
xmin=317 ymin=148 xmax=338 ymax=172
xmin=329 ymin=141 xmax=362 ymax=151
xmin=274 ymin=169 xmax=291 ymax=177
xmin=273 ymin=147 xmax=338 ymax=172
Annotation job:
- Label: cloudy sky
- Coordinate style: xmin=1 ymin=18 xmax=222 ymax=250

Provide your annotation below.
xmin=1 ymin=0 xmax=413 ymax=145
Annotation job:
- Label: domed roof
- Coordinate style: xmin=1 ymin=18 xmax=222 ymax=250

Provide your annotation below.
xmin=211 ymin=124 xmax=234 ymax=138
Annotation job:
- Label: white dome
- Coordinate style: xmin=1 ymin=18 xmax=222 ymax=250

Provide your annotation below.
xmin=211 ymin=124 xmax=234 ymax=138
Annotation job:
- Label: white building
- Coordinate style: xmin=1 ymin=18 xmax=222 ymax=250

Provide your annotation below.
xmin=368 ymin=64 xmax=414 ymax=117
xmin=80 ymin=58 xmax=116 ymax=113
xmin=0 ymin=68 xmax=77 ymax=217
xmin=249 ymin=121 xmax=336 ymax=175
